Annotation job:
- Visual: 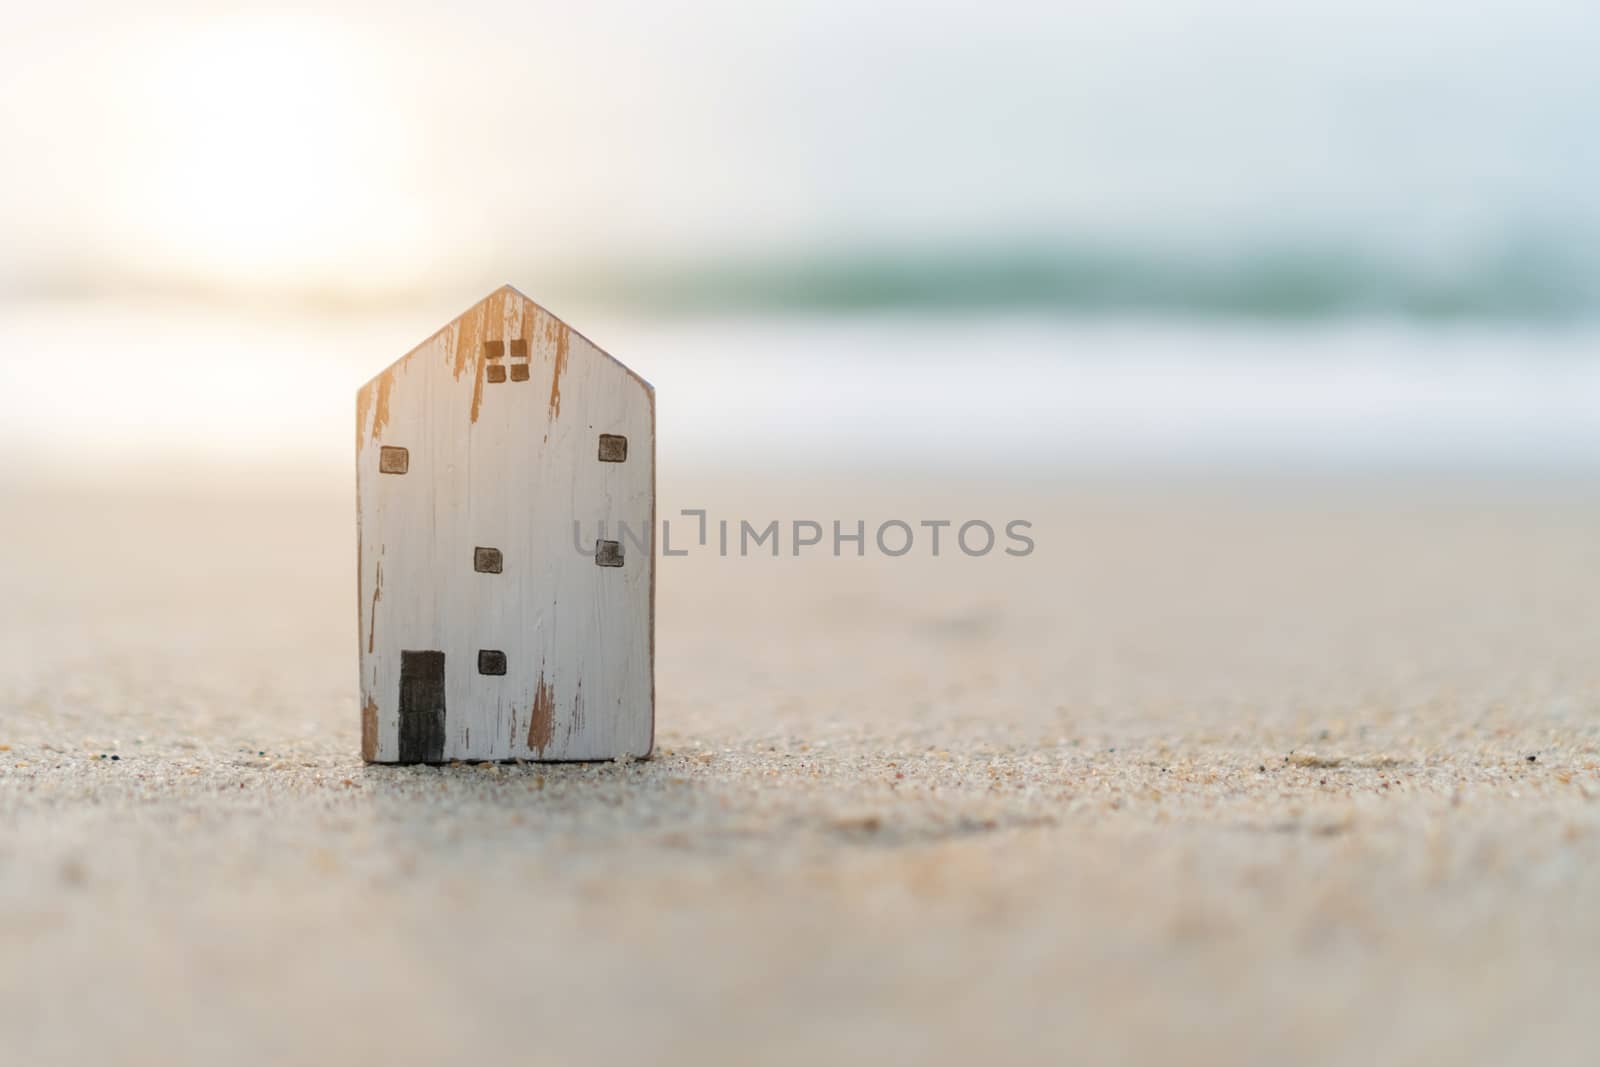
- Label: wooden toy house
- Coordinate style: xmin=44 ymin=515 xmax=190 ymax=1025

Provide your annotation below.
xmin=356 ymin=286 xmax=654 ymax=763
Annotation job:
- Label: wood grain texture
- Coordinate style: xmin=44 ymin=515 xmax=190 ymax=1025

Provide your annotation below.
xmin=356 ymin=286 xmax=654 ymax=762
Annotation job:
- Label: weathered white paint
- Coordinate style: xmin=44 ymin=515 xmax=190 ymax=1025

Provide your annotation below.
xmin=356 ymin=286 xmax=654 ymax=762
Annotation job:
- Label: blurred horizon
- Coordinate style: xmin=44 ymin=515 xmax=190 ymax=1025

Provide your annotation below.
xmin=3 ymin=1 xmax=1598 ymax=323
xmin=13 ymin=233 xmax=1599 ymax=323
xmin=3 ymin=1 xmax=1599 ymax=489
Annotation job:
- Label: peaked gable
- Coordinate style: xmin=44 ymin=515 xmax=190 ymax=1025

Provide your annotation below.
xmin=357 ymin=284 xmax=651 ymax=451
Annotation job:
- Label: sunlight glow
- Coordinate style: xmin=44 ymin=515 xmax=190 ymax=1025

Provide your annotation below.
xmin=124 ymin=16 xmax=426 ymax=294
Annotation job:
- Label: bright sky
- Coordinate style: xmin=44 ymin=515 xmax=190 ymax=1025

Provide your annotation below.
xmin=0 ymin=0 xmax=1596 ymax=304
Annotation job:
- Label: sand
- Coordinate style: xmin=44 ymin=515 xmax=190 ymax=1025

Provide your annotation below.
xmin=3 ymin=474 xmax=1598 ymax=1066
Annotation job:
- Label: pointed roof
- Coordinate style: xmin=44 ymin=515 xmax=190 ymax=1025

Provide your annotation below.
xmin=358 ymin=284 xmax=653 ymax=396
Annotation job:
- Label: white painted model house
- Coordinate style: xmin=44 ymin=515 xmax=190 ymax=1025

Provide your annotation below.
xmin=356 ymin=286 xmax=654 ymax=763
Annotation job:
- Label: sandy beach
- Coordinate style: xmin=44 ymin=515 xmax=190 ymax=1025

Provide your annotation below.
xmin=4 ymin=0 xmax=1598 ymax=1060
xmin=3 ymin=473 xmax=1598 ymax=1065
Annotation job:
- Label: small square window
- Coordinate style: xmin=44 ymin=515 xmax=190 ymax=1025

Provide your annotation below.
xmin=508 ymin=339 xmax=530 ymax=359
xmin=595 ymin=540 xmax=624 ymax=567
xmin=474 ymin=547 xmax=503 ymax=574
xmin=597 ymin=434 xmax=628 ymax=463
xmin=482 ymin=340 xmax=505 ymax=359
xmin=478 ymin=649 xmax=507 ymax=676
xmin=486 ymin=364 xmax=507 ymax=384
xmin=379 ymin=446 xmax=409 ymax=474
xmin=510 ymin=364 xmax=529 ymax=382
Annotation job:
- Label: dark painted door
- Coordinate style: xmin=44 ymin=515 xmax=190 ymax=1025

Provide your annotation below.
xmin=398 ymin=650 xmax=447 ymax=763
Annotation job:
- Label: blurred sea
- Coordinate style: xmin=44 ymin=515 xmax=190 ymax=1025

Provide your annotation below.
xmin=573 ymin=237 xmax=1600 ymax=323
xmin=3 ymin=279 xmax=1597 ymax=490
